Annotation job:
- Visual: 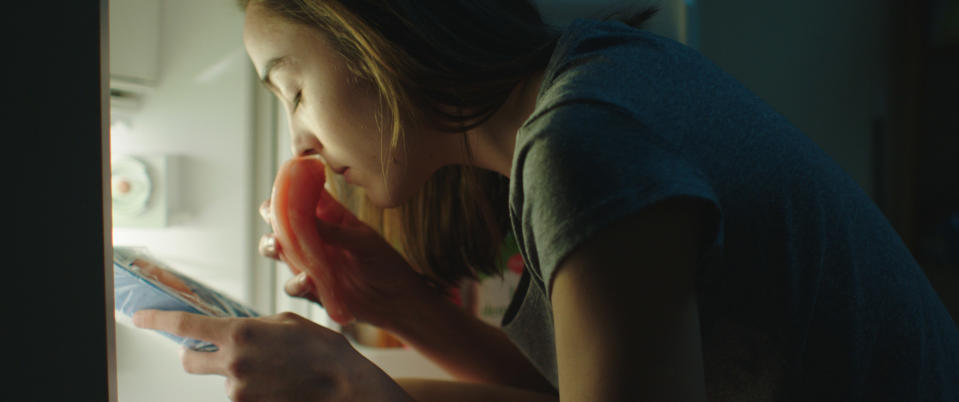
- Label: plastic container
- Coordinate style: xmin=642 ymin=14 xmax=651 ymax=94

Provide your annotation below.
xmin=113 ymin=246 xmax=259 ymax=351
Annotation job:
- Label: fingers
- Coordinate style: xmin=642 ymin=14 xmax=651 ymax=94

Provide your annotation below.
xmin=180 ymin=347 xmax=227 ymax=376
xmin=283 ymin=252 xmax=352 ymax=323
xmin=259 ymin=200 xmax=281 ymax=261
xmin=324 ymin=283 xmax=355 ymax=324
xmin=133 ymin=310 xmax=228 ymax=345
xmin=259 ymin=233 xmax=279 ymax=259
xmin=314 ymin=248 xmax=355 ymax=324
xmin=284 ymin=272 xmax=317 ymax=301
xmin=259 ymin=199 xmax=272 ymax=225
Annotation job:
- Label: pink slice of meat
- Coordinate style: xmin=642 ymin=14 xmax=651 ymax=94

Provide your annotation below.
xmin=270 ymin=156 xmax=349 ymax=322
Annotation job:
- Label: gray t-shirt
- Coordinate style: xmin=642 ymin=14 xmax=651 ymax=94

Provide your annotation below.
xmin=502 ymin=19 xmax=959 ymax=401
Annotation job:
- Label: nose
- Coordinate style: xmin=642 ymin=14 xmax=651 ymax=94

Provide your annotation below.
xmin=290 ymin=123 xmax=322 ymax=157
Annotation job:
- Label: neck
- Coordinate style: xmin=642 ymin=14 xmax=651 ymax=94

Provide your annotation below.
xmin=464 ymin=71 xmax=544 ymax=178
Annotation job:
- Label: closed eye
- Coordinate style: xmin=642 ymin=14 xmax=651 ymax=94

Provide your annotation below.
xmin=293 ymin=91 xmax=302 ymax=111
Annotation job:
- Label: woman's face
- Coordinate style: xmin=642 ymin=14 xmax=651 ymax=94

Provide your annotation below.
xmin=242 ymin=3 xmax=455 ymax=207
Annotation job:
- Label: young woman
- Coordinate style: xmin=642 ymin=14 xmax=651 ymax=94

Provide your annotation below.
xmin=134 ymin=0 xmax=959 ymax=401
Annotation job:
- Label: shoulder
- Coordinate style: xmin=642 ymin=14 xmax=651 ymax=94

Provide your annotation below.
xmin=539 ymin=19 xmax=702 ymax=107
xmin=508 ymin=94 xmax=722 ymax=299
xmin=507 ymin=21 xmax=727 ymax=295
xmin=550 ymin=18 xmax=677 ymax=64
xmin=516 ymin=19 xmax=715 ymax=163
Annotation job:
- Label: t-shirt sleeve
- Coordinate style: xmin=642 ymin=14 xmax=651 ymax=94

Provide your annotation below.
xmin=513 ymin=100 xmax=724 ymax=297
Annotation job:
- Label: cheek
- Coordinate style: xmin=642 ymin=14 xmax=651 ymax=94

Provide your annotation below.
xmin=308 ymin=106 xmax=376 ymax=158
xmin=327 ymin=98 xmax=389 ymax=156
xmin=360 ymin=164 xmax=423 ymax=209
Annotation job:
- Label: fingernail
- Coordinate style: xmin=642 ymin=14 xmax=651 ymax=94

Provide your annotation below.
xmin=259 ymin=200 xmax=272 ymax=223
xmin=286 ymin=273 xmax=309 ymax=297
xmin=297 ymin=273 xmax=314 ymax=293
xmin=259 ymin=235 xmax=276 ymax=256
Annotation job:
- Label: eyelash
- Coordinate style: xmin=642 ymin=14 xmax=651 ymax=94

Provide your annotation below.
xmin=292 ymin=91 xmax=302 ymax=111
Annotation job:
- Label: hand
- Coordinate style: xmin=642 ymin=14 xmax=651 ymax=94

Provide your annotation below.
xmin=258 ymin=192 xmax=435 ymax=328
xmin=133 ymin=310 xmax=413 ymax=402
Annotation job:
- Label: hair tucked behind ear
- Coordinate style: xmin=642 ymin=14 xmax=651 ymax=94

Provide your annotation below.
xmin=240 ymin=0 xmax=658 ymax=290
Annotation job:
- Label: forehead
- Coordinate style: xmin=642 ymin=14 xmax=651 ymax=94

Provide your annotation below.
xmin=242 ymin=3 xmax=312 ymax=76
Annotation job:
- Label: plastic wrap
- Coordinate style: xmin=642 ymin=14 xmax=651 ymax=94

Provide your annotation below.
xmin=113 ymin=246 xmax=259 ymax=351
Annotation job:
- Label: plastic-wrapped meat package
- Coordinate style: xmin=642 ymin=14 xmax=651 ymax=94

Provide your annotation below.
xmin=113 ymin=246 xmax=259 ymax=351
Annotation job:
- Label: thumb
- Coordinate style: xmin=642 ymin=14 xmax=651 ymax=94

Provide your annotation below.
xmin=315 ymin=189 xmax=361 ymax=226
xmin=313 ymin=213 xmax=375 ymax=249
xmin=322 ymin=283 xmax=354 ymax=324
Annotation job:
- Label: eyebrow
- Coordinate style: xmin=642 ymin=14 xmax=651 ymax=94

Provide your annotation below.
xmin=260 ymin=56 xmax=289 ymax=88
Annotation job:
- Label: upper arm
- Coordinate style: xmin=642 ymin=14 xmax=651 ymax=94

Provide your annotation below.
xmin=550 ymin=197 xmax=709 ymax=401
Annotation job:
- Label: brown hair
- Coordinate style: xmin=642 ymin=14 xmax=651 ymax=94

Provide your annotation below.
xmin=240 ymin=0 xmax=658 ymax=289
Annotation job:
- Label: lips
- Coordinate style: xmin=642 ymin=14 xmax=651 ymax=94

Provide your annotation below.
xmin=328 ymin=164 xmax=351 ymax=184
xmin=320 ymin=155 xmax=349 ymax=181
